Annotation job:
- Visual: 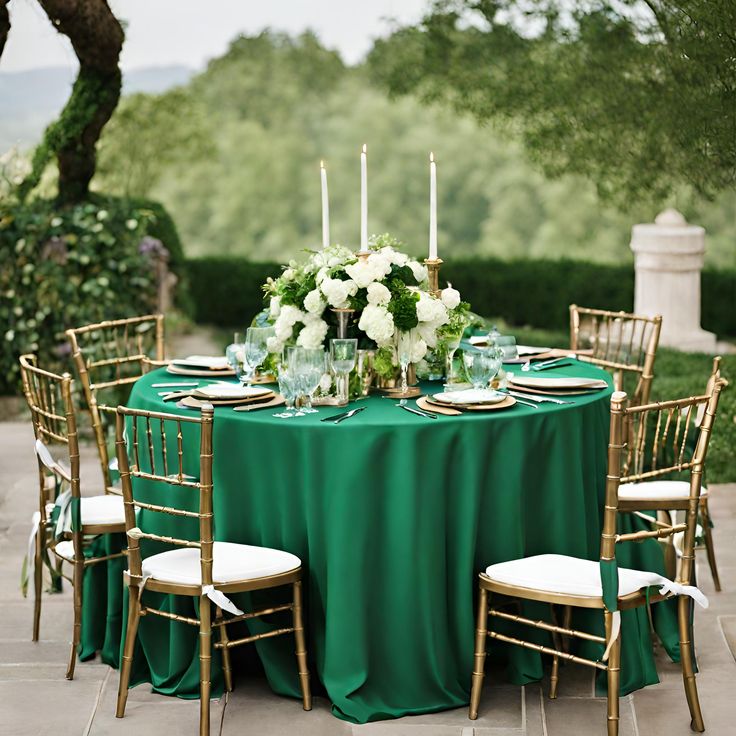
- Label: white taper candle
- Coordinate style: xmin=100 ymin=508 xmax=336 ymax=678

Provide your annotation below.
xmin=429 ymin=152 xmax=438 ymax=260
xmin=320 ymin=160 xmax=330 ymax=249
xmin=360 ymin=143 xmax=368 ymax=251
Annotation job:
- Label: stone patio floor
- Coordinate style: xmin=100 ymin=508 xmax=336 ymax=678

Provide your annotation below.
xmin=1 ymin=419 xmax=734 ymax=736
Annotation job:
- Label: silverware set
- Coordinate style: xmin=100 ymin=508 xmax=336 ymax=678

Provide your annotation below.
xmin=520 ymin=356 xmax=576 ymax=372
xmin=394 ymin=398 xmax=436 ymax=419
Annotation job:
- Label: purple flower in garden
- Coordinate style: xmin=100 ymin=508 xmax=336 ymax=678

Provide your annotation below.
xmin=40 ymin=236 xmax=68 ymax=265
xmin=138 ymin=236 xmax=169 ymax=260
xmin=53 ymin=341 xmax=72 ymax=358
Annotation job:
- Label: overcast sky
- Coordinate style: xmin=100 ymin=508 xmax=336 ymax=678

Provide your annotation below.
xmin=1 ymin=0 xmax=427 ymax=72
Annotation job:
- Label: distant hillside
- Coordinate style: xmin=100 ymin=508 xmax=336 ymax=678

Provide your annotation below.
xmin=0 ymin=65 xmax=193 ymax=151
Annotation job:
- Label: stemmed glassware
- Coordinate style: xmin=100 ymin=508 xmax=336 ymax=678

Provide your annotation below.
xmin=241 ymin=326 xmax=274 ymax=386
xmin=287 ymin=347 xmax=325 ymax=414
xmin=397 ymin=331 xmax=412 ymax=395
xmin=329 ymin=338 xmax=357 ymax=404
xmin=443 ymin=331 xmax=464 ymax=385
xmin=463 ymin=346 xmax=503 ymax=390
xmin=225 ymin=331 xmax=245 ymax=381
xmin=273 ymin=365 xmax=301 ymax=418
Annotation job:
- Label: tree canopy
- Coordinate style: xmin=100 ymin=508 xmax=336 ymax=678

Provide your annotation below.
xmin=369 ymin=0 xmax=736 ymax=205
xmin=94 ymin=30 xmax=734 ymax=268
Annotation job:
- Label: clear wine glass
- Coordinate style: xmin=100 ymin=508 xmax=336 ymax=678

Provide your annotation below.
xmin=274 ymin=367 xmax=297 ymax=418
xmin=289 ymin=347 xmax=325 ymax=414
xmin=463 ymin=347 xmax=502 ymax=390
xmin=243 ymin=326 xmax=274 ymax=386
xmin=329 ymin=338 xmax=357 ymax=403
xmin=443 ymin=331 xmax=463 ymax=385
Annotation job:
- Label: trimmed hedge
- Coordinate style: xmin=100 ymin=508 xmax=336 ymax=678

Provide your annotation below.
xmin=186 ymin=256 xmax=736 ymax=338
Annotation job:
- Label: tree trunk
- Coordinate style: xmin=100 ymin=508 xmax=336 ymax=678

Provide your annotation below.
xmin=22 ymin=0 xmax=124 ymax=204
xmin=0 ymin=1 xmax=10 ymax=58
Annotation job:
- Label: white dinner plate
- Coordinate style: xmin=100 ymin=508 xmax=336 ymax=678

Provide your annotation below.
xmin=193 ymin=384 xmax=270 ymax=400
xmin=510 ymin=375 xmax=608 ymax=390
xmin=516 ymin=345 xmax=552 ymax=356
xmin=434 ymin=389 xmax=507 ymax=405
xmin=172 ymin=355 xmax=231 ymax=371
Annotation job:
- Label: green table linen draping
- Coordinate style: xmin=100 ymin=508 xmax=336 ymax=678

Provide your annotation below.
xmin=79 ymin=361 xmax=681 ymax=724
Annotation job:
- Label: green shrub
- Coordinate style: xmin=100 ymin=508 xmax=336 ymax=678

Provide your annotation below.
xmin=0 ymin=195 xmax=186 ymax=394
xmin=186 ymin=256 xmax=736 ymax=338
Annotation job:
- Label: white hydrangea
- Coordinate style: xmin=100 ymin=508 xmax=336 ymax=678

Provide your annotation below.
xmin=367 ymin=251 xmax=393 ymax=277
xmin=408 ymin=261 xmax=428 ymax=284
xmin=366 ymin=282 xmax=391 ymax=307
xmin=315 ymin=267 xmax=329 ymax=285
xmin=345 ymin=259 xmax=387 ymax=289
xmin=410 ymin=336 xmax=428 ymax=363
xmin=441 ymin=285 xmax=461 ymax=310
xmin=416 ymin=292 xmax=448 ymax=325
xmin=296 ymin=318 xmax=329 ymax=349
xmin=380 ymin=246 xmax=408 ymax=266
xmin=320 ymin=277 xmax=352 ymax=308
xmin=282 ymin=268 xmax=296 ymax=282
xmin=304 ymin=288 xmax=326 ymax=314
xmin=273 ymin=304 xmax=304 ymax=343
xmin=359 ymin=304 xmax=395 ymax=347
xmin=267 ymin=336 xmax=284 ymax=353
xmin=269 ymin=296 xmax=281 ymax=319
xmin=416 ymin=321 xmax=439 ymax=349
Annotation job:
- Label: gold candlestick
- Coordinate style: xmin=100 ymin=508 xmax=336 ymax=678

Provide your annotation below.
xmin=424 ymin=257 xmax=443 ymax=296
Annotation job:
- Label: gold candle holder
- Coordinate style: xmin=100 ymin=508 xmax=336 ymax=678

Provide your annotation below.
xmin=424 ymin=257 xmax=443 ymax=296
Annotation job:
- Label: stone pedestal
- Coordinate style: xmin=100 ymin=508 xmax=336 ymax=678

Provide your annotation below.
xmin=630 ymin=209 xmax=716 ymax=352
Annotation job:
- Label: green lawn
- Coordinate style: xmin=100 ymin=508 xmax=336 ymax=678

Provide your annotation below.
xmin=513 ymin=326 xmax=735 ymax=483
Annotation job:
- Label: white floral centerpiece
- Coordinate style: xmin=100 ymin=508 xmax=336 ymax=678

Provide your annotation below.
xmin=263 ymin=235 xmax=468 ymax=383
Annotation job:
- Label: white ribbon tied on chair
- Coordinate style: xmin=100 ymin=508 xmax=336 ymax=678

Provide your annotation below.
xmin=25 ymin=511 xmax=41 ymax=597
xmin=602 ymin=572 xmax=708 ymax=661
xmin=202 ymin=585 xmax=244 ymax=616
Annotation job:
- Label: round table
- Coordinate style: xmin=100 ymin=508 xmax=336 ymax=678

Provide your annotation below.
xmin=83 ymin=361 xmax=679 ymax=724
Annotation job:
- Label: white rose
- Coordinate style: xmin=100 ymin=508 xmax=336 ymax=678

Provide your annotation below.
xmin=345 ymin=279 xmax=358 ymax=296
xmin=269 ymin=296 xmax=281 ymax=319
xmin=366 ymin=282 xmax=391 ymax=307
xmin=381 ymin=246 xmax=408 ymax=266
xmin=279 ymin=304 xmax=304 ymax=326
xmin=441 ymin=285 xmax=461 ymax=310
xmin=417 ymin=321 xmax=439 ymax=349
xmin=316 ymin=267 xmax=329 ymax=285
xmin=283 ymin=268 xmax=296 ymax=282
xmin=408 ymin=261 xmax=428 ymax=284
xmin=367 ymin=252 xmax=393 ymax=278
xmin=304 ymin=288 xmax=326 ymax=314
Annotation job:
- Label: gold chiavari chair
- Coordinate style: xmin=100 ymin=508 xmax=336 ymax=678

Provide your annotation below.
xmin=569 ymin=305 xmax=662 ymax=406
xmin=66 ymin=314 xmax=165 ymax=492
xmin=18 ymin=355 xmax=127 ymax=679
xmin=113 ymin=404 xmax=311 ymax=736
xmin=618 ymin=356 xmax=727 ymax=590
xmin=469 ymin=377 xmax=725 ymax=735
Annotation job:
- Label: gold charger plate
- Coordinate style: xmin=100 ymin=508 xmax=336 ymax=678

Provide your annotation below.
xmin=425 ymin=394 xmax=517 ymax=412
xmin=179 ymin=391 xmax=274 ymax=408
xmin=416 ymin=396 xmax=461 ymax=416
xmin=233 ymin=394 xmax=286 ymax=411
xmin=507 ymin=382 xmax=604 ymax=397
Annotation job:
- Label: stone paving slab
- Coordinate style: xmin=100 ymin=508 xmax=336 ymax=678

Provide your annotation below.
xmin=0 ymin=419 xmax=734 ymax=735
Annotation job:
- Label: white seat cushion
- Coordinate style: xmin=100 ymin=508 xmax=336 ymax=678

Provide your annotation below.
xmin=80 ymin=495 xmax=126 ymax=526
xmin=53 ymin=540 xmax=75 ymax=561
xmin=141 ymin=541 xmax=301 ymax=586
xmin=619 ymin=480 xmax=707 ymax=501
xmin=485 ymin=554 xmax=670 ymax=600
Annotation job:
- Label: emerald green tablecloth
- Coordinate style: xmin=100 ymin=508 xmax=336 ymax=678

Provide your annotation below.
xmin=80 ymin=361 xmax=681 ymax=724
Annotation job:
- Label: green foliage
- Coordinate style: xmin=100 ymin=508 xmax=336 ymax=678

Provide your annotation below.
xmin=93 ymin=30 xmax=736 ymax=270
xmin=185 ymin=255 xmax=736 ymax=339
xmin=370 ymin=1 xmax=736 ymax=206
xmin=0 ymin=195 xmax=182 ymax=393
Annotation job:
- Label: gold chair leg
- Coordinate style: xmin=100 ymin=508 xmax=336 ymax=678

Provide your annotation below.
xmin=199 ymin=594 xmax=212 ymax=736
xmin=216 ymin=607 xmax=233 ymax=693
xmin=550 ymin=653 xmax=560 ymax=699
xmin=66 ymin=559 xmax=83 ymax=680
xmin=678 ymin=595 xmax=705 ymax=732
xmin=469 ymin=586 xmax=488 ymax=720
xmin=292 ymin=580 xmax=312 ymax=711
xmin=116 ymin=586 xmax=142 ymax=718
xmin=32 ymin=535 xmax=43 ymax=642
xmin=700 ymin=498 xmax=721 ymax=592
xmin=605 ymin=611 xmax=621 ymax=736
